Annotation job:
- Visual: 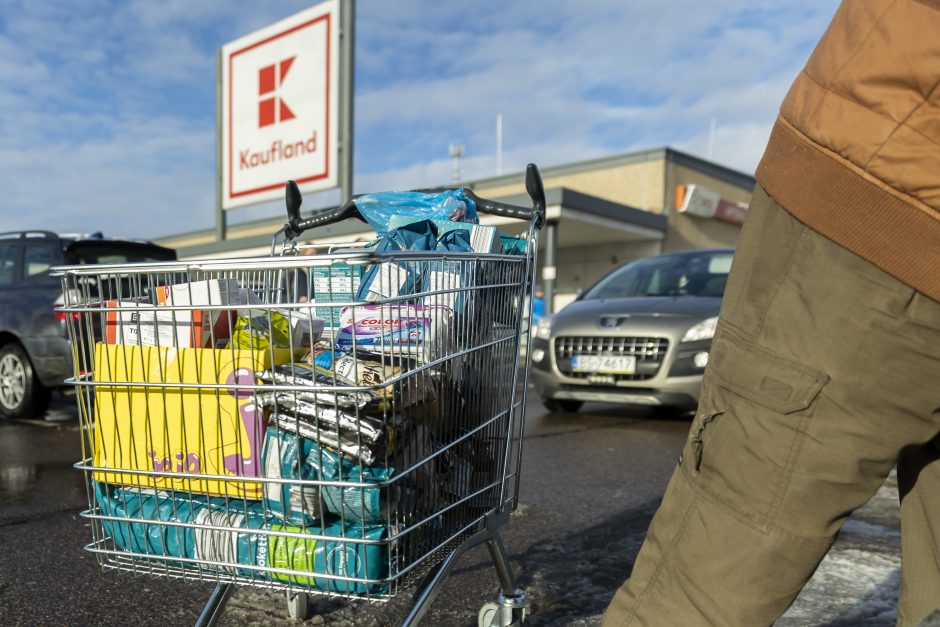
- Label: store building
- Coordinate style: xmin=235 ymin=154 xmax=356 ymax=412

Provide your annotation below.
xmin=155 ymin=146 xmax=755 ymax=313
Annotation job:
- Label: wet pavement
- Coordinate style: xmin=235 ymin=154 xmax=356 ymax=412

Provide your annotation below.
xmin=0 ymin=392 xmax=216 ymax=626
xmin=0 ymin=390 xmax=687 ymax=626
xmin=0 ymin=390 xmax=903 ymax=626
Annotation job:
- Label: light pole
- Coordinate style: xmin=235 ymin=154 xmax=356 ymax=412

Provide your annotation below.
xmin=448 ymin=143 xmax=464 ymax=184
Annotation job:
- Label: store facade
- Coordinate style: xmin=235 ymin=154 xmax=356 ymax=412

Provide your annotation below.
xmin=155 ymin=146 xmax=755 ymax=314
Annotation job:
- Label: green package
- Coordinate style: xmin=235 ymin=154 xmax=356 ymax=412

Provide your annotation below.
xmin=228 ymin=312 xmax=292 ymax=350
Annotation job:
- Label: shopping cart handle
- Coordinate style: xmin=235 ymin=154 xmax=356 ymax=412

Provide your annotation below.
xmin=285 ymin=180 xmax=303 ymax=224
xmin=281 ymin=163 xmax=545 ymax=241
xmin=282 ymin=195 xmax=366 ymax=240
xmin=464 ymin=163 xmax=545 ymax=229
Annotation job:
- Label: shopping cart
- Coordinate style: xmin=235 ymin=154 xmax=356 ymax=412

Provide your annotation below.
xmin=57 ymin=164 xmax=545 ymax=626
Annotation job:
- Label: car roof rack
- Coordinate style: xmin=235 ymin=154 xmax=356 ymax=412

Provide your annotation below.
xmin=0 ymin=231 xmax=162 ymax=247
xmin=0 ymin=230 xmax=59 ymax=240
xmin=59 ymin=232 xmax=105 ymax=240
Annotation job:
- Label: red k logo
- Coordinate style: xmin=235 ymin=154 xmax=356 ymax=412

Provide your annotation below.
xmin=258 ymin=56 xmax=296 ymax=128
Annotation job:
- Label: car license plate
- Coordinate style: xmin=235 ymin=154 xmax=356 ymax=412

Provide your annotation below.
xmin=571 ymin=355 xmax=636 ymax=374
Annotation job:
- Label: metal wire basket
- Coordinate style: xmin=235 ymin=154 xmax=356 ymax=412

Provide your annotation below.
xmin=57 ymin=164 xmax=545 ymax=626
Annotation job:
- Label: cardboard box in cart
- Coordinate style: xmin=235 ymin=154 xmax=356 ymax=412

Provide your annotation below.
xmin=104 ymin=300 xmax=226 ymax=348
xmin=92 ymin=342 xmax=294 ymax=499
xmin=155 ymin=278 xmax=242 ymax=341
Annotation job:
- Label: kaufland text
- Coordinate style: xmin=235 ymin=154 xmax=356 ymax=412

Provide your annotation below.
xmin=239 ymin=131 xmax=317 ymax=170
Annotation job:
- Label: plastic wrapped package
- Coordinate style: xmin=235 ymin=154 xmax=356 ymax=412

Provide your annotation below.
xmin=261 ymin=428 xmax=324 ymax=525
xmin=256 ymin=362 xmax=383 ymax=409
xmin=228 ymin=309 xmax=325 ymax=351
xmin=262 ymin=426 xmax=396 ymax=524
xmin=94 ymin=482 xmax=387 ymax=594
xmin=353 ymin=189 xmax=478 ymax=236
xmin=354 ymin=221 xmax=435 ymax=305
xmin=269 ymin=412 xmax=386 ymax=466
xmin=306 ymin=442 xmax=391 ymax=523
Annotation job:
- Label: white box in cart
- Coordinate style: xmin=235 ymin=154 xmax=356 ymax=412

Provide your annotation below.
xmin=272 ymin=307 xmax=325 ymax=347
xmin=104 ymin=301 xmax=218 ymax=348
xmin=156 ymin=279 xmax=243 ymax=342
xmin=361 ymin=263 xmax=463 ymax=308
xmin=362 ymin=262 xmax=411 ymax=302
xmin=156 ymin=278 xmax=242 ymax=308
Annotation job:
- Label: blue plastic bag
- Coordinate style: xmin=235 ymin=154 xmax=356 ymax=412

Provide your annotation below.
xmin=355 ymin=189 xmax=478 ymax=235
xmin=354 ymin=221 xmax=436 ymax=302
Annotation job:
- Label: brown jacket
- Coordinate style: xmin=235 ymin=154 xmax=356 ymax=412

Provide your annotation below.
xmin=756 ymin=0 xmax=940 ymax=303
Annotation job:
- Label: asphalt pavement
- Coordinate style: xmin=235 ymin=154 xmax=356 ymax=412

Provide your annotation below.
xmin=0 ymin=389 xmax=902 ymax=626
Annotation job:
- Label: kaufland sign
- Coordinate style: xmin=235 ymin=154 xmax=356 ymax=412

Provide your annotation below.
xmin=221 ymin=2 xmax=339 ymax=209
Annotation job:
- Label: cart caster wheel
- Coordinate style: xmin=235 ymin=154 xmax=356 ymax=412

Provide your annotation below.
xmin=286 ymin=590 xmax=309 ymax=620
xmin=479 ymin=602 xmax=500 ymax=627
xmin=478 ymin=590 xmax=526 ymax=626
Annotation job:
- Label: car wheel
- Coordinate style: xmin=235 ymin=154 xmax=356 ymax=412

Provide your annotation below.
xmin=0 ymin=343 xmax=49 ymax=419
xmin=543 ymin=398 xmax=584 ymax=413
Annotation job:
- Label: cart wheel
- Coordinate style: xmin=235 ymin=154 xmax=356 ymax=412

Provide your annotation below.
xmin=478 ymin=599 xmax=526 ymax=627
xmin=478 ymin=602 xmax=500 ymax=627
xmin=286 ymin=590 xmax=309 ymax=620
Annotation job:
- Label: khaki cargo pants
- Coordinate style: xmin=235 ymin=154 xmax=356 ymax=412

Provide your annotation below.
xmin=603 ymin=187 xmax=940 ymax=627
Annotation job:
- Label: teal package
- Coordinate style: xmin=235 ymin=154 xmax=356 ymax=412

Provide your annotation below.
xmin=309 ymin=263 xmax=363 ymax=322
xmin=307 ymin=442 xmax=391 ymax=523
xmin=261 ymin=428 xmax=393 ymax=524
xmin=94 ymin=482 xmax=267 ymax=578
xmin=94 ymin=482 xmax=388 ymax=593
xmin=499 ymin=233 xmax=528 ymax=255
xmin=96 ymin=481 xmax=197 ymax=561
xmin=261 ymin=427 xmax=323 ymax=526
xmin=261 ymin=520 xmax=387 ymax=594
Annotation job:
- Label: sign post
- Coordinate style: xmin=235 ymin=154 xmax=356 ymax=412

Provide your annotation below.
xmin=216 ymin=0 xmax=349 ymax=239
xmin=339 ymin=0 xmax=355 ymax=204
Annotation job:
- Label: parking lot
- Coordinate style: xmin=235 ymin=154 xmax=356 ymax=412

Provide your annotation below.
xmin=0 ymin=387 xmax=904 ymax=626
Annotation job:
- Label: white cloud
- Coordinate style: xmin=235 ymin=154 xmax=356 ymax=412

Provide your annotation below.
xmin=0 ymin=0 xmax=841 ymax=239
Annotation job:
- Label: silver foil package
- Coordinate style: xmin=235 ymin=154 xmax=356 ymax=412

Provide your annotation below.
xmin=256 ymin=363 xmax=383 ymax=409
xmin=271 ymin=414 xmax=383 ymax=466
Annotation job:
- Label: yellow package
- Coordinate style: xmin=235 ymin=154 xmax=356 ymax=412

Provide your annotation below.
xmin=92 ymin=342 xmax=294 ymax=498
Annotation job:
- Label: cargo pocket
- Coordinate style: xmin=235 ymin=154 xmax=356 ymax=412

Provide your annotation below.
xmin=686 ymin=328 xmax=829 ymax=526
xmin=684 ymin=378 xmax=725 ymax=477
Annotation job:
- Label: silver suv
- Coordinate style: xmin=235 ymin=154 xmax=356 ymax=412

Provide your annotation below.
xmin=530 ymin=248 xmax=733 ymax=413
xmin=0 ymin=231 xmax=175 ymax=418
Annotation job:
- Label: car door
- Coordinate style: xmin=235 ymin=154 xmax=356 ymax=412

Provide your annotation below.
xmin=0 ymin=241 xmax=23 ymax=336
xmin=15 ymin=240 xmax=69 ymax=384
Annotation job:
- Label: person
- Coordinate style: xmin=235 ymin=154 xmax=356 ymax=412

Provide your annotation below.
xmin=602 ymin=1 xmax=940 ymax=625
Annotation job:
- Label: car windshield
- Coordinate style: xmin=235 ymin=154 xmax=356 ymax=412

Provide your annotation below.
xmin=582 ymin=251 xmax=733 ymax=299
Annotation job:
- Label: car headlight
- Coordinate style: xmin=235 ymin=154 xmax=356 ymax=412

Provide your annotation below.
xmin=535 ymin=316 xmax=553 ymax=340
xmin=682 ymin=316 xmax=718 ymax=342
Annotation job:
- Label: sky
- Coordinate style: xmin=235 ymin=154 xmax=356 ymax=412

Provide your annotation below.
xmin=0 ymin=0 xmax=841 ymax=240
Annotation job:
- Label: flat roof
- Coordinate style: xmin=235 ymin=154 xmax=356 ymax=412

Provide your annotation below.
xmin=464 ymin=146 xmax=756 ymax=193
xmin=157 ymin=145 xmax=748 ymax=257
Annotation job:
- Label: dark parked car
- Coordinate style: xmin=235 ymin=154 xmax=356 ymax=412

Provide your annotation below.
xmin=0 ymin=231 xmax=176 ymax=418
xmin=530 ymin=248 xmax=733 ymax=413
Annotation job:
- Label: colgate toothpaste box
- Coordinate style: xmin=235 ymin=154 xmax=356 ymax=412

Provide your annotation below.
xmin=334 ymin=303 xmax=454 ymax=361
